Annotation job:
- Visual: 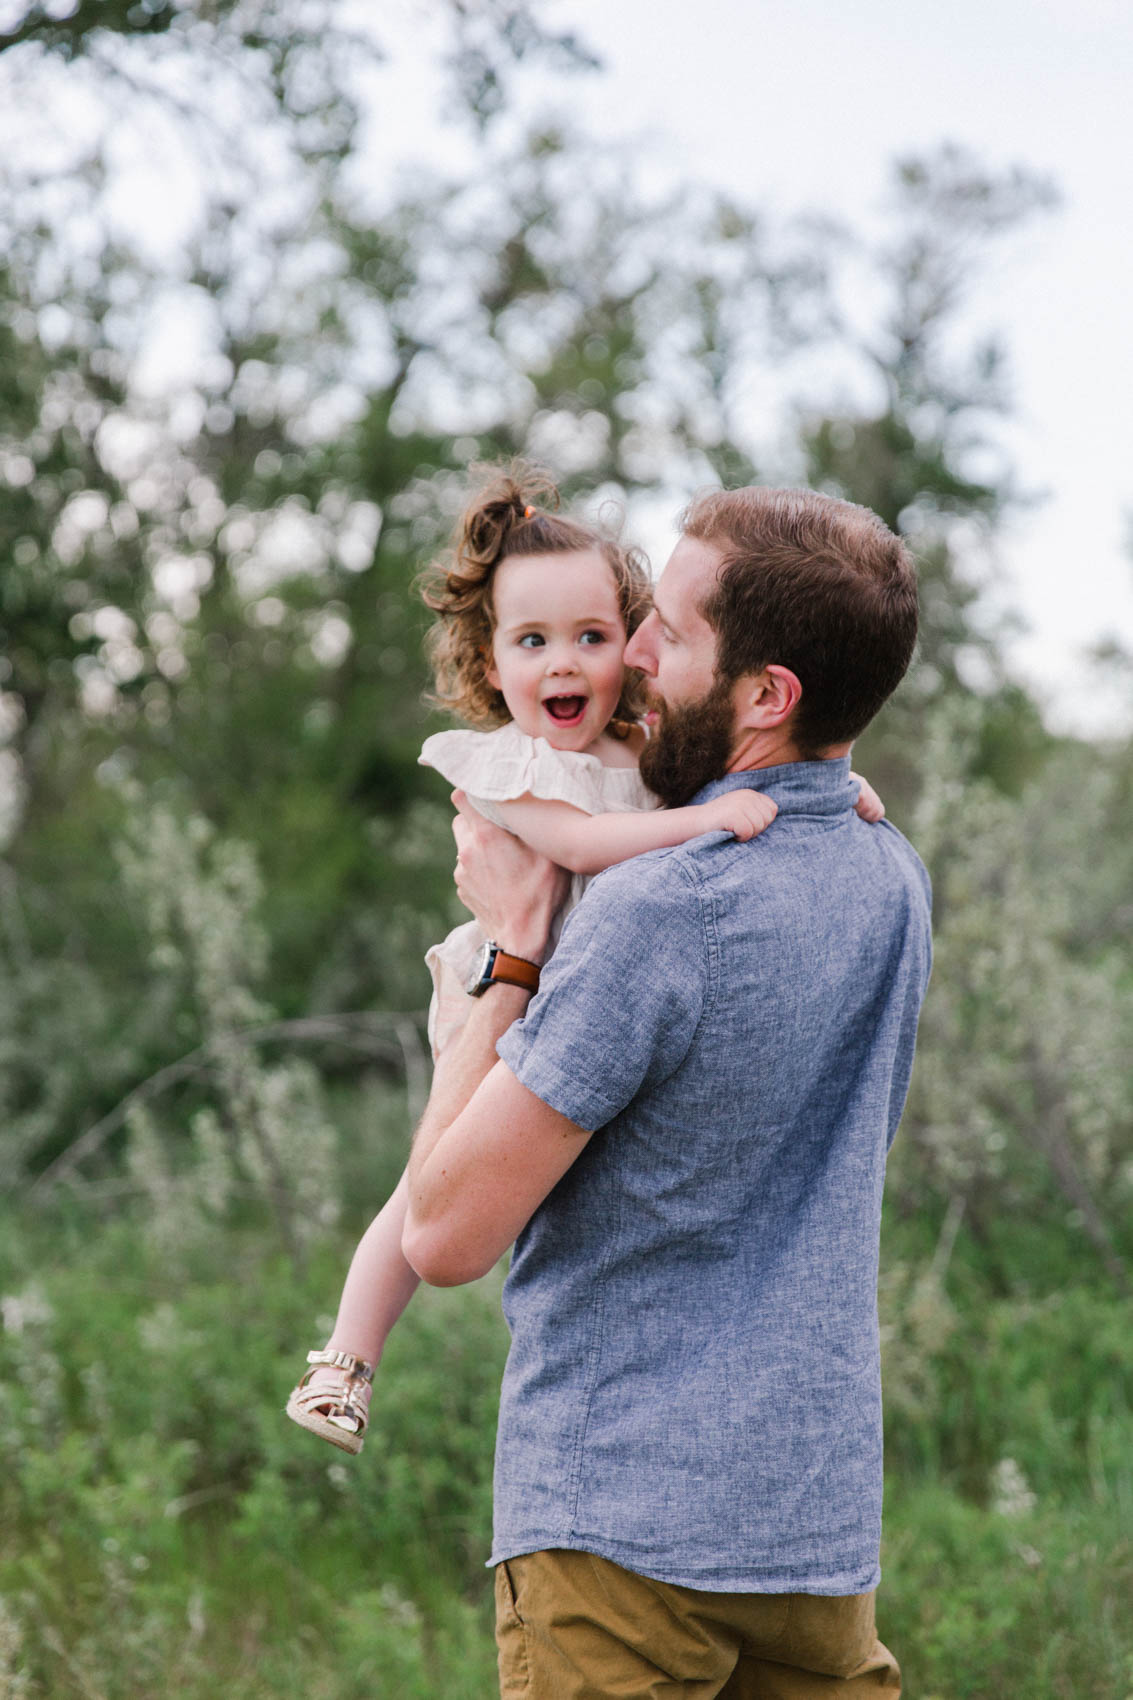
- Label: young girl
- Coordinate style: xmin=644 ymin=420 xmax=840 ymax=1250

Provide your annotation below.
xmin=285 ymin=467 xmax=881 ymax=1452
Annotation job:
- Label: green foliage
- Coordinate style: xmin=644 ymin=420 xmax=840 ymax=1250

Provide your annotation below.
xmin=0 ymin=1190 xmax=506 ymax=1699
xmin=882 ymin=1246 xmax=1133 ymax=1500
xmin=877 ymin=1204 xmax=1133 ymax=1699
xmin=2 ymin=1191 xmax=1131 ymax=1700
xmin=0 ymin=11 xmax=1073 ymax=1040
xmin=882 ymin=1481 xmax=1133 ymax=1700
xmin=0 ymin=1 xmax=831 ymax=1013
xmin=803 ymin=145 xmax=1059 ymax=810
xmin=891 ymin=708 xmax=1133 ymax=1294
xmin=2 ymin=1 xmax=241 ymax=58
xmin=0 ymin=7 xmax=1130 ymax=1695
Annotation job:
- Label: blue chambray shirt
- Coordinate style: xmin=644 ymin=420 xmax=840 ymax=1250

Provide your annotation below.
xmin=491 ymin=756 xmax=932 ymax=1594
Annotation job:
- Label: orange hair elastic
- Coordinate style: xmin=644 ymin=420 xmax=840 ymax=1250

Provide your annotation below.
xmin=523 ymin=505 xmax=535 ymax=519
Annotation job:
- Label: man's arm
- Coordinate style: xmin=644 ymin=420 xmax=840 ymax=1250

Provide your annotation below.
xmin=403 ymin=1041 xmax=592 ymax=1286
xmin=402 ymin=791 xmax=590 ymax=1286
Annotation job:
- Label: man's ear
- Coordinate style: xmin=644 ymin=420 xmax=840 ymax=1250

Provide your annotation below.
xmin=735 ymin=664 xmax=802 ymax=730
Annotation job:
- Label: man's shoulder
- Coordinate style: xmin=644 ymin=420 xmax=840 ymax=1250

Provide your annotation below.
xmin=564 ymin=843 xmax=711 ymax=958
xmin=578 ymin=814 xmax=931 ymax=930
xmin=871 ymin=819 xmax=932 ymax=911
xmin=584 ymin=841 xmax=706 ymax=912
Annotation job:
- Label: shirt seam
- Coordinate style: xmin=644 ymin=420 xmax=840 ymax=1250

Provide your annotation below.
xmin=499 ymin=854 xmax=715 ymax=1124
xmin=500 ymin=1041 xmax=625 ymax=1132
xmin=563 ymin=1215 xmax=619 ymax=1541
xmin=669 ymin=852 xmax=720 ymax=1030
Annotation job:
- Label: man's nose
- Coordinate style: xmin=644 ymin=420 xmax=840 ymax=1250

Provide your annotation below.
xmin=624 ymin=616 xmax=656 ymax=674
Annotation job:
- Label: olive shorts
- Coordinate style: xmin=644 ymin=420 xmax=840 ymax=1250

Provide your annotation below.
xmin=495 ymin=1549 xmax=901 ymax=1700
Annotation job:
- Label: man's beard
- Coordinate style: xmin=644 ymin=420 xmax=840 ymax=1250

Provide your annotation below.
xmin=638 ymin=676 xmax=736 ymax=809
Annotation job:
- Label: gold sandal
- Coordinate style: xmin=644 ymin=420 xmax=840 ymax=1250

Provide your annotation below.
xmin=285 ymin=1349 xmax=374 ymax=1455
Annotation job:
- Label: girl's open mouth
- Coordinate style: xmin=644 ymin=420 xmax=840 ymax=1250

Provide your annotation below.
xmin=543 ymin=695 xmax=587 ymax=726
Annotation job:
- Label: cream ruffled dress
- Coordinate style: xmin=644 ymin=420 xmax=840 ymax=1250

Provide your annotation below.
xmin=419 ymin=720 xmax=657 ymax=1059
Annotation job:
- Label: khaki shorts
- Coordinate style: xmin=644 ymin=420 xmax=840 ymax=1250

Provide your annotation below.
xmin=495 ymin=1548 xmax=900 ymax=1699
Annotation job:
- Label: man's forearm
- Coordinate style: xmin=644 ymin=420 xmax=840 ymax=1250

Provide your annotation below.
xmin=403 ymin=788 xmax=563 ymax=1273
xmin=402 ymin=979 xmax=592 ymax=1287
xmin=407 ymin=983 xmax=532 ymax=1182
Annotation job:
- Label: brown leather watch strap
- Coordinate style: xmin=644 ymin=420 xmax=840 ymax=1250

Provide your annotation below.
xmin=488 ymin=948 xmax=541 ymax=994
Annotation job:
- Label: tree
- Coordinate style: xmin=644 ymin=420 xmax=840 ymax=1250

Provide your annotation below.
xmin=798 ymin=146 xmax=1060 ymax=807
xmin=0 ymin=0 xmax=835 ymax=999
xmin=0 ymin=0 xmax=834 ymax=1179
xmin=892 ymin=708 xmax=1132 ymax=1292
xmin=5 ymin=5 xmax=1118 ymax=1252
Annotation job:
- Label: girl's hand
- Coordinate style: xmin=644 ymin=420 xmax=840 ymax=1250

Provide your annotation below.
xmin=693 ymin=788 xmax=778 ymax=841
xmin=851 ymin=773 xmax=885 ymax=823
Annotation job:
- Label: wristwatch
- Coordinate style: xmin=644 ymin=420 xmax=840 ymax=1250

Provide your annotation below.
xmin=465 ymin=940 xmax=541 ymax=998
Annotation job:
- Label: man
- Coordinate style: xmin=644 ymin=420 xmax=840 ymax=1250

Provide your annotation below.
xmin=403 ymin=486 xmax=932 ymax=1698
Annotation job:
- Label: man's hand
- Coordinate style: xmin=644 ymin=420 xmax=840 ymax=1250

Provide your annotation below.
xmin=452 ymin=790 xmax=569 ymax=962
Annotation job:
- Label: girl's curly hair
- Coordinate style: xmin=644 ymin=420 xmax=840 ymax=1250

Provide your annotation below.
xmin=418 ymin=463 xmax=652 ymax=735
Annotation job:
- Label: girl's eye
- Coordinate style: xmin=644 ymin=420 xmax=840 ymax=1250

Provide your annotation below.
xmin=579 ymin=630 xmax=606 ymax=646
xmin=518 ymin=633 xmax=544 ymax=648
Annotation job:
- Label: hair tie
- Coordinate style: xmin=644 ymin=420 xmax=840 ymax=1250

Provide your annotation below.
xmin=523 ymin=505 xmax=535 ymax=519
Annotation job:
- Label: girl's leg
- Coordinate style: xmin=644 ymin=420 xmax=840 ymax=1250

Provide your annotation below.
xmin=322 ymin=1170 xmax=419 ymax=1365
xmin=322 ymin=1021 xmax=465 ymax=1363
xmin=287 ymin=1171 xmax=419 ymax=1448
xmin=288 ymin=1027 xmax=461 ymax=1447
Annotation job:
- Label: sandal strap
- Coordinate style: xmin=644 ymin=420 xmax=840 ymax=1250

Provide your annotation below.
xmin=291 ymin=1378 xmax=368 ymax=1418
xmin=304 ymin=1348 xmax=374 ymax=1383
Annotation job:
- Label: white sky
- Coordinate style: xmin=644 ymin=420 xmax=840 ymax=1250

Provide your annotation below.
xmin=541 ymin=0 xmax=1133 ymax=737
xmin=380 ymin=0 xmax=1133 ymax=736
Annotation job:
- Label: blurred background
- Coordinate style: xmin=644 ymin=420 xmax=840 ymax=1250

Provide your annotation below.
xmin=0 ymin=3 xmax=1129 ymax=1696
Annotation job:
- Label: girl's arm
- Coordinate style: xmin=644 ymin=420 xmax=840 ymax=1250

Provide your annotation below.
xmin=490 ymin=788 xmax=778 ymax=877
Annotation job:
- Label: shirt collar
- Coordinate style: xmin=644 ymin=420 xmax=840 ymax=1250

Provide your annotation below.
xmin=688 ymin=755 xmax=857 ymax=819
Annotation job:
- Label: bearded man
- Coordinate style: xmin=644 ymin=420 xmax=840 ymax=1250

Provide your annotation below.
xmin=402 ymin=486 xmax=932 ymax=1699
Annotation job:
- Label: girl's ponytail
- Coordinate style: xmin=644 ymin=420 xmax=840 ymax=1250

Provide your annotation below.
xmin=453 ymin=465 xmax=559 ymax=580
xmin=462 ymin=483 xmax=525 ymax=567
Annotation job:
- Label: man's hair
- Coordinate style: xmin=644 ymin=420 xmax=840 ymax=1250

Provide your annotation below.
xmin=680 ymin=486 xmax=919 ymax=755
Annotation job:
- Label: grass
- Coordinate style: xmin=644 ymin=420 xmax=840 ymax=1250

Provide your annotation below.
xmin=1 ymin=1189 xmax=1130 ymax=1699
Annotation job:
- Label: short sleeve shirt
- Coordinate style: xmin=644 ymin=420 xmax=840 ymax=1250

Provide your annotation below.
xmin=491 ymin=757 xmax=932 ymax=1594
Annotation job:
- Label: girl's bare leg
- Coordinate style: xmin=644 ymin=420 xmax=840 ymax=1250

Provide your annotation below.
xmin=287 ymin=1171 xmax=420 ymax=1444
xmin=289 ymin=1035 xmax=464 ymax=1442
xmin=322 ymin=1169 xmax=420 ymax=1365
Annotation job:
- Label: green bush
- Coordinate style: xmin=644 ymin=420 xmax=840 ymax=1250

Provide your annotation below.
xmin=882 ymin=1482 xmax=1133 ymax=1700
xmin=0 ymin=1197 xmax=505 ymax=1699
xmin=4 ymin=1175 xmax=1132 ymax=1699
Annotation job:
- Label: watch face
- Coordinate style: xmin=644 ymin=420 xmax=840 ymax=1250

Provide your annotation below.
xmin=465 ymin=941 xmax=495 ymax=997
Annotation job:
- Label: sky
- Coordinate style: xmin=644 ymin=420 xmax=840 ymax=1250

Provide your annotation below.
xmin=379 ymin=0 xmax=1133 ymax=736
xmin=6 ymin=0 xmax=1131 ymax=737
xmin=554 ymin=0 xmax=1133 ymax=736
